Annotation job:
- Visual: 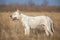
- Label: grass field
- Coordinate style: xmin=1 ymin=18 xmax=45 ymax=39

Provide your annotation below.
xmin=0 ymin=12 xmax=60 ymax=40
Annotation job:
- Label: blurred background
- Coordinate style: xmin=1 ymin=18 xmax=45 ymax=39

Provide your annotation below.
xmin=0 ymin=0 xmax=60 ymax=12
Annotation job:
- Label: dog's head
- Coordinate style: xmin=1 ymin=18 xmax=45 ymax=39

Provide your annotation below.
xmin=10 ymin=10 xmax=20 ymax=21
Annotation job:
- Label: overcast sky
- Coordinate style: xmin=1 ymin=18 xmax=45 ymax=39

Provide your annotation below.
xmin=0 ymin=0 xmax=60 ymax=6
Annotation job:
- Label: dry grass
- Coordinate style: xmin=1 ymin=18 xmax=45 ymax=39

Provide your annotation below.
xmin=0 ymin=12 xmax=60 ymax=40
xmin=0 ymin=5 xmax=60 ymax=12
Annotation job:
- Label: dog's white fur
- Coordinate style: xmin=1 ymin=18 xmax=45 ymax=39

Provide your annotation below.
xmin=10 ymin=10 xmax=54 ymax=36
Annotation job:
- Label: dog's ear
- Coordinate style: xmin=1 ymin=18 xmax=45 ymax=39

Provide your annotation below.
xmin=17 ymin=9 xmax=20 ymax=12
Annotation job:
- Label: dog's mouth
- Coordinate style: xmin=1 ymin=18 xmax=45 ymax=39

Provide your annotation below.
xmin=12 ymin=17 xmax=18 ymax=21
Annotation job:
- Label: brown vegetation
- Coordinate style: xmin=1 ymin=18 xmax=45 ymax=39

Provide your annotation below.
xmin=0 ymin=5 xmax=60 ymax=12
xmin=0 ymin=12 xmax=60 ymax=40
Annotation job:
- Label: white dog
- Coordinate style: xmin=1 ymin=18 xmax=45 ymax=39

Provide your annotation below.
xmin=10 ymin=10 xmax=54 ymax=36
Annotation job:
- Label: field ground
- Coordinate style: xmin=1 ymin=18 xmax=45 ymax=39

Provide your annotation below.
xmin=0 ymin=12 xmax=60 ymax=40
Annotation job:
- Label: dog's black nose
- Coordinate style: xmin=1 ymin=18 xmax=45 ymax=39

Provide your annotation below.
xmin=10 ymin=15 xmax=12 ymax=17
